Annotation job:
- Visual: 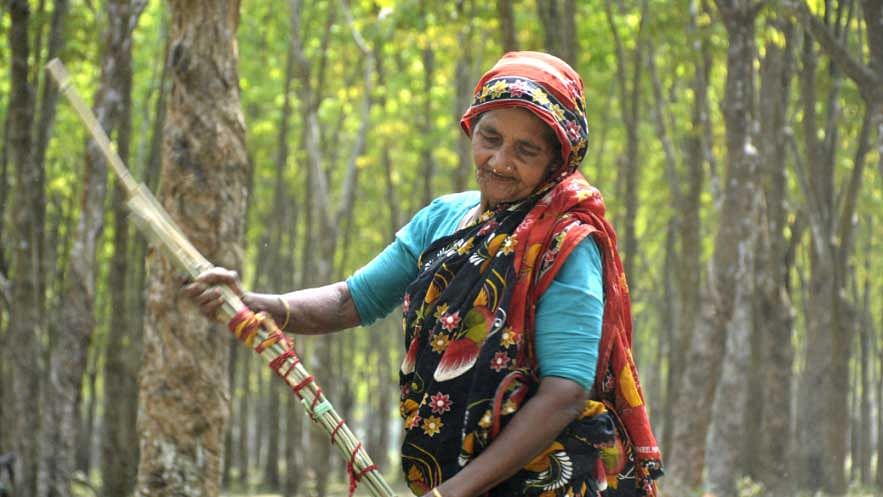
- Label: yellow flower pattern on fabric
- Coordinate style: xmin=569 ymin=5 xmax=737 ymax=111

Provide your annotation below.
xmin=499 ymin=236 xmax=517 ymax=256
xmin=430 ymin=333 xmax=450 ymax=353
xmin=433 ymin=302 xmax=449 ymax=319
xmin=549 ymin=103 xmax=566 ymax=121
xmin=531 ymin=87 xmax=550 ymax=106
xmin=500 ymin=327 xmax=517 ymax=347
xmin=488 ymin=79 xmax=509 ymax=98
xmin=423 ymin=415 xmax=443 ymax=437
xmin=456 ymin=237 xmax=475 ymax=255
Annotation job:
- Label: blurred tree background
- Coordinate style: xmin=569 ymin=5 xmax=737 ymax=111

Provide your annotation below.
xmin=1 ymin=0 xmax=881 ymax=496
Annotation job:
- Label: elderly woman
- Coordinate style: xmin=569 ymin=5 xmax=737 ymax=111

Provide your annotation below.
xmin=184 ymin=52 xmax=662 ymax=497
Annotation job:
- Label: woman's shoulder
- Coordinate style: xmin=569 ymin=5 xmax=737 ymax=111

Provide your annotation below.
xmin=429 ymin=191 xmax=481 ymax=211
xmin=403 ymin=191 xmax=481 ymax=248
xmin=413 ymin=191 xmax=480 ymax=225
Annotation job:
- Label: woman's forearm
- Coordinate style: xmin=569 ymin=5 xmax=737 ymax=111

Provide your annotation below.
xmin=243 ymin=281 xmax=361 ymax=335
xmin=433 ymin=377 xmax=588 ymax=497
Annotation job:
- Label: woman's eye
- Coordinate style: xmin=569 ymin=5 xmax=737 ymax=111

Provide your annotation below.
xmin=517 ymin=146 xmax=538 ymax=158
xmin=481 ymin=133 xmax=500 ymax=144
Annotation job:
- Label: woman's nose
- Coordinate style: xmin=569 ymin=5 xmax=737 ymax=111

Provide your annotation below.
xmin=490 ymin=146 xmax=514 ymax=171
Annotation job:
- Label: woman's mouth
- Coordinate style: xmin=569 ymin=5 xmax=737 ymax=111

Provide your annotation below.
xmin=481 ymin=168 xmax=516 ymax=182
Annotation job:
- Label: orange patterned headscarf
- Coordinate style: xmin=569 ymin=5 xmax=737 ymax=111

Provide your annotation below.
xmin=460 ymin=51 xmax=589 ymax=179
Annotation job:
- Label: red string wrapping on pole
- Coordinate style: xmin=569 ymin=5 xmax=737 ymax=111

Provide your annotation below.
xmin=292 ymin=375 xmax=314 ymax=397
xmin=269 ymin=348 xmax=298 ymax=377
xmin=228 ymin=307 xmax=379 ymax=497
xmin=347 ymin=442 xmax=378 ymax=497
xmin=255 ymin=326 xmax=284 ymax=353
xmin=309 ymin=387 xmax=324 ymax=412
xmin=228 ymin=308 xmax=261 ymax=347
xmin=331 ymin=419 xmax=346 ymax=445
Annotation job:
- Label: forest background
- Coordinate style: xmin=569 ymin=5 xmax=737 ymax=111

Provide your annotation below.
xmin=1 ymin=0 xmax=882 ymax=497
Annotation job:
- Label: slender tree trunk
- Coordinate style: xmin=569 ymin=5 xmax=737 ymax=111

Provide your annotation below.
xmin=0 ymin=111 xmax=9 ymax=279
xmin=254 ymin=367 xmax=268 ymax=478
xmin=100 ymin=5 xmax=143 ymax=494
xmin=780 ymin=3 xmax=882 ymax=489
xmin=135 ymin=1 xmax=248 ymax=495
xmin=877 ymin=291 xmax=883 ymax=490
xmin=661 ymin=0 xmax=708 ymax=461
xmin=420 ymin=37 xmax=435 ymax=207
xmin=603 ymin=0 xmax=647 ymax=287
xmin=754 ymin=17 xmax=796 ymax=496
xmin=497 ymin=0 xmax=516 ymax=52
xmin=537 ymin=0 xmax=560 ymax=56
xmin=704 ymin=5 xmax=763 ymax=496
xmin=31 ymin=0 xmax=68 ymax=175
xmin=6 ymin=2 xmax=45 ymax=496
xmin=263 ymin=385 xmax=281 ymax=490
xmin=47 ymin=3 xmax=145 ymax=495
xmin=237 ymin=346 xmax=253 ymax=486
xmin=858 ymin=276 xmax=872 ymax=484
xmin=453 ymin=0 xmax=473 ymax=193
xmin=222 ymin=338 xmax=237 ymax=489
xmin=794 ymin=26 xmax=868 ymax=495
xmin=77 ymin=350 xmax=100 ymax=473
xmin=283 ymin=392 xmax=303 ymax=497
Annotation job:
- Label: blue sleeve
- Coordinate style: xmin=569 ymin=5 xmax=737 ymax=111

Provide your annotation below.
xmin=346 ymin=238 xmax=418 ymax=326
xmin=534 ymin=236 xmax=604 ymax=390
xmin=346 ymin=192 xmax=480 ymax=325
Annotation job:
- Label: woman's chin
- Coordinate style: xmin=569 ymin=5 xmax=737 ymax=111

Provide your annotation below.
xmin=480 ymin=189 xmax=524 ymax=208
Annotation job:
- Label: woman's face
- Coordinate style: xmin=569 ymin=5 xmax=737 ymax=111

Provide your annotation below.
xmin=472 ymin=107 xmax=558 ymax=209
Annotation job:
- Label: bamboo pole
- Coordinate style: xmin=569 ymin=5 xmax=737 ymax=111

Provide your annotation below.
xmin=47 ymin=58 xmax=397 ymax=497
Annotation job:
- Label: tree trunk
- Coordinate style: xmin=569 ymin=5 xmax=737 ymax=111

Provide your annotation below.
xmin=77 ymin=349 xmax=100 ymax=473
xmin=603 ymin=0 xmax=647 ymax=289
xmin=858 ymin=278 xmax=872 ymax=484
xmin=877 ymin=292 xmax=883 ymax=490
xmin=46 ymin=2 xmax=145 ymax=495
xmin=537 ymin=1 xmax=560 ymax=56
xmin=780 ymin=3 xmax=881 ymax=490
xmin=538 ymin=0 xmax=577 ymax=65
xmin=453 ymin=0 xmax=473 ymax=193
xmin=497 ymin=0 xmax=516 ymax=52
xmin=100 ymin=4 xmax=143 ymax=494
xmin=259 ymin=8 xmax=300 ymax=484
xmin=707 ymin=0 xmax=759 ymax=497
xmin=283 ymin=391 xmax=303 ymax=497
xmin=135 ymin=1 xmax=248 ymax=495
xmin=661 ymin=0 xmax=709 ymax=462
xmin=420 ymin=38 xmax=435 ymax=207
xmin=794 ymin=26 xmax=867 ymax=496
xmin=263 ymin=384 xmax=281 ymax=489
xmin=6 ymin=2 xmax=45 ymax=496
xmin=222 ymin=338 xmax=237 ymax=489
xmin=31 ymin=0 xmax=68 ymax=176
xmin=237 ymin=346 xmax=253 ymax=486
xmin=754 ymin=17 xmax=796 ymax=496
xmin=704 ymin=4 xmax=762 ymax=496
xmin=0 ymin=110 xmax=9 ymax=279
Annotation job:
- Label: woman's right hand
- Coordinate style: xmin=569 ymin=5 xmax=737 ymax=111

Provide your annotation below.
xmin=180 ymin=267 xmax=246 ymax=321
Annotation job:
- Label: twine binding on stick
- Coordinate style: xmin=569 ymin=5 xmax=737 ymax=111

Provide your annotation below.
xmin=47 ymin=58 xmax=396 ymax=497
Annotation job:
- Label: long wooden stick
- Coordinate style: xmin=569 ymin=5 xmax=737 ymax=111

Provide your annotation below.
xmin=47 ymin=58 xmax=396 ymax=497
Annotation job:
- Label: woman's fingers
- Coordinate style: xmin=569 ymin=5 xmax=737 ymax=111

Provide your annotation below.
xmin=179 ymin=266 xmax=245 ymax=321
xmin=180 ymin=280 xmax=206 ymax=298
xmin=195 ymin=267 xmax=244 ymax=298
xmin=200 ymin=291 xmax=226 ymax=318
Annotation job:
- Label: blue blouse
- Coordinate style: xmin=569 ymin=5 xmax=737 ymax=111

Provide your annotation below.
xmin=346 ymin=191 xmax=603 ymax=390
